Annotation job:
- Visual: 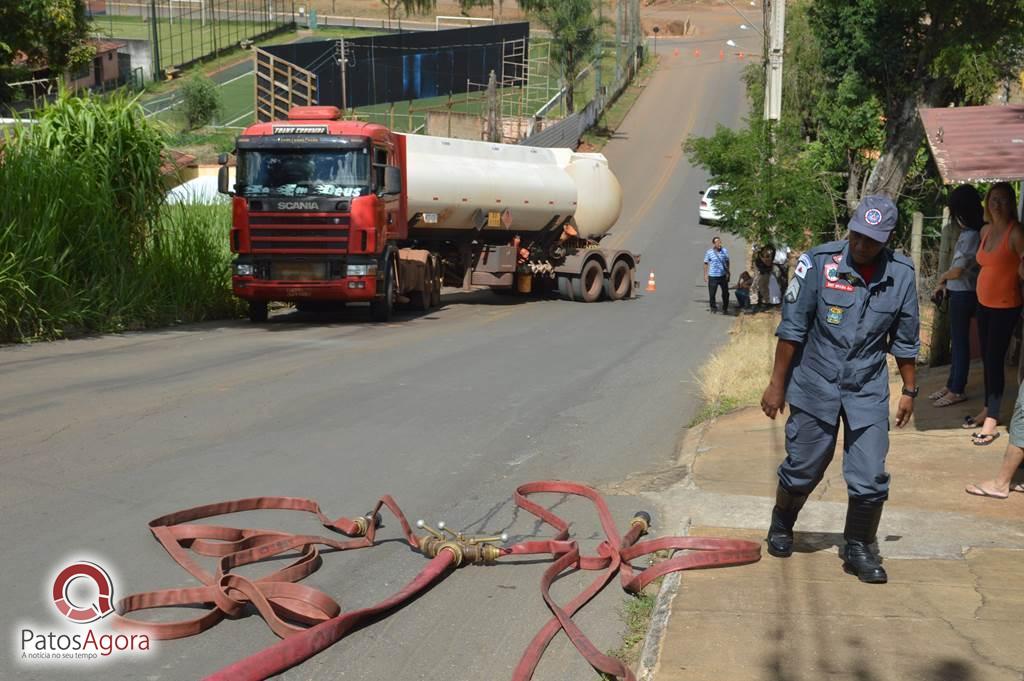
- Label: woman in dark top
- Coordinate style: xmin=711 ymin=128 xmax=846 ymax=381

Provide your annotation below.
xmin=930 ymin=185 xmax=983 ymax=407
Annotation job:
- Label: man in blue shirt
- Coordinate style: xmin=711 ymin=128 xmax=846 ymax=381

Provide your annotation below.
xmin=703 ymin=237 xmax=731 ymax=313
xmin=760 ymin=195 xmax=920 ymax=584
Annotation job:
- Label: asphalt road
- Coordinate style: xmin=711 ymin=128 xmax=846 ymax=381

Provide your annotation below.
xmin=1 ymin=31 xmax=754 ymax=681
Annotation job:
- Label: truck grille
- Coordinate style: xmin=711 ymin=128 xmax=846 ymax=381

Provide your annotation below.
xmin=248 ymin=213 xmax=350 ymax=254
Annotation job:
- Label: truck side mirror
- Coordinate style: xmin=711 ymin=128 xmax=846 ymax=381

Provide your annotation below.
xmin=382 ymin=165 xmax=402 ymax=196
xmin=218 ymin=152 xmax=229 ymax=166
xmin=218 ymin=165 xmax=233 ymax=195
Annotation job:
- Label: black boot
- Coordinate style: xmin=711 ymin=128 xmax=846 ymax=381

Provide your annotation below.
xmin=842 ymin=498 xmax=887 ymax=584
xmin=766 ymin=485 xmax=808 ymax=558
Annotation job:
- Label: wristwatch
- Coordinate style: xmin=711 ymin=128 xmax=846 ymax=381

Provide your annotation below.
xmin=901 ymin=386 xmax=920 ymax=398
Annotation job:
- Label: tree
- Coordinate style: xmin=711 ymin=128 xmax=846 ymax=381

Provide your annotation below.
xmin=179 ymin=75 xmax=222 ymax=130
xmin=380 ymin=0 xmax=438 ymax=25
xmin=686 ymin=2 xmax=838 ymax=249
xmin=686 ymin=119 xmax=834 ymax=250
xmin=809 ymin=0 xmax=1024 ymax=203
xmin=458 ymin=0 xmax=508 ymax=22
xmin=0 ymin=0 xmax=92 ymax=103
xmin=520 ymin=0 xmax=601 ymax=113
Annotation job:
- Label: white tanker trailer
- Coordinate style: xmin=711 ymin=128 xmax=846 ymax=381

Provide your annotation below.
xmin=223 ymin=108 xmax=640 ymax=322
xmin=401 ymin=133 xmax=638 ymax=304
xmin=404 ymin=134 xmax=622 ymax=240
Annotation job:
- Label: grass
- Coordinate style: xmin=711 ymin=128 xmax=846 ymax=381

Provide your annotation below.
xmin=93 ymin=14 xmax=289 ymax=72
xmin=689 ymin=311 xmax=780 ymax=425
xmin=608 ymin=588 xmax=657 ymax=669
xmin=0 ymin=93 xmax=240 ymax=343
xmin=582 ymin=53 xmax=660 ymax=151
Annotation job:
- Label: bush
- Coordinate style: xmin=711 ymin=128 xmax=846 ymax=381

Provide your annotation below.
xmin=0 ymin=91 xmax=240 ymax=342
xmin=179 ymin=74 xmax=222 ymax=130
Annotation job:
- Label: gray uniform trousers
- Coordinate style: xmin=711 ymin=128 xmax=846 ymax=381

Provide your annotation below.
xmin=779 ymin=406 xmax=891 ymax=503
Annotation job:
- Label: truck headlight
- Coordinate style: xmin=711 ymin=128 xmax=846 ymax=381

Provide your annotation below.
xmin=234 ymin=263 xmax=254 ymax=276
xmin=346 ymin=263 xmax=377 ymax=277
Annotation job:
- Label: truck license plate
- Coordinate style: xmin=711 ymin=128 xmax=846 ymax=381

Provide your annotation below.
xmin=271 ymin=262 xmax=327 ymax=280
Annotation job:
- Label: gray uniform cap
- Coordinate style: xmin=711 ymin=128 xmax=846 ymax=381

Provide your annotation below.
xmin=849 ymin=195 xmax=898 ymax=243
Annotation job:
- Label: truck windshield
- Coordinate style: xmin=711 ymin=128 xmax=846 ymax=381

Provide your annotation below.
xmin=236 ymin=148 xmax=371 ymax=198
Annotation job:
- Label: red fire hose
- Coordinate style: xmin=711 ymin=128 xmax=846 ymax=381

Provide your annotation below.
xmin=113 ymin=481 xmax=760 ymax=680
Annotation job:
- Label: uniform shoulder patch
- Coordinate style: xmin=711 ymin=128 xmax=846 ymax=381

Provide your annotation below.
xmin=785 ymin=277 xmax=802 ymax=303
xmin=794 ymin=253 xmax=813 ymax=279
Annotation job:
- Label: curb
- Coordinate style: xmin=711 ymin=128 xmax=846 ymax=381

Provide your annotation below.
xmin=634 ymin=549 xmax=683 ymax=680
xmin=633 ymin=418 xmax=713 ymax=679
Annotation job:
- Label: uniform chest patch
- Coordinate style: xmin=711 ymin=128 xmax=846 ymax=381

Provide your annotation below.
xmin=823 ymin=262 xmax=855 ymax=292
xmin=826 ymin=306 xmax=844 ymax=325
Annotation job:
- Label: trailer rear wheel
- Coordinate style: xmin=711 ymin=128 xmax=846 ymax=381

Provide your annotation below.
xmin=577 ymin=260 xmax=605 ymax=303
xmin=248 ymin=300 xmax=268 ymax=323
xmin=605 ymin=260 xmax=632 ymax=301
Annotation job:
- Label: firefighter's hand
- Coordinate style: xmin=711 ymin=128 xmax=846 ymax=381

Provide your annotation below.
xmin=761 ymin=381 xmax=786 ymax=420
xmin=895 ymin=395 xmax=914 ymax=428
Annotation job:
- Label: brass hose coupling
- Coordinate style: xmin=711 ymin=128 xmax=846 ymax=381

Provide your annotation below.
xmin=630 ymin=511 xmax=652 ymax=535
xmin=415 ymin=519 xmax=509 ymax=567
xmin=352 ymin=511 xmax=382 ymax=537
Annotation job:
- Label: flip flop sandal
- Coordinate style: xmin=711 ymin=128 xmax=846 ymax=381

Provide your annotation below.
xmin=928 ymin=388 xmax=949 ymax=400
xmin=1011 ymin=483 xmax=1024 ymax=493
xmin=965 ymin=483 xmax=1009 ymax=499
xmin=962 ymin=415 xmax=982 ymax=429
xmin=972 ymin=432 xmax=1001 ymax=446
xmin=934 ymin=393 xmax=967 ymax=407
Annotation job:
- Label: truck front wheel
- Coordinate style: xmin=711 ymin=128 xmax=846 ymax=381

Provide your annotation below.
xmin=430 ymin=259 xmax=442 ymax=308
xmin=248 ymin=300 xmax=269 ymax=323
xmin=370 ymin=258 xmax=395 ymax=322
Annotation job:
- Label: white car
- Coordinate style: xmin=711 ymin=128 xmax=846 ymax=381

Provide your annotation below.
xmin=699 ymin=184 xmax=723 ymax=224
xmin=165 ymin=176 xmax=230 ymax=205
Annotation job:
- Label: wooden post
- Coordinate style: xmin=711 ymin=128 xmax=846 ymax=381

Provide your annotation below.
xmin=930 ymin=208 xmax=955 ymax=367
xmin=911 ymin=211 xmax=924 ymax=282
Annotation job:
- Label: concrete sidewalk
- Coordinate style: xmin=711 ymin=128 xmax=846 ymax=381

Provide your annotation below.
xmin=642 ymin=363 xmax=1024 ymax=681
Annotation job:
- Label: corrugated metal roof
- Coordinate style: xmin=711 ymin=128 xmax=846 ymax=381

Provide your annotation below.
xmin=919 ymin=104 xmax=1024 ymax=184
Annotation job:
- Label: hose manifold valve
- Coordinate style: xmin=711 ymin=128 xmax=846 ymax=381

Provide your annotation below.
xmin=416 ymin=519 xmax=508 ymax=566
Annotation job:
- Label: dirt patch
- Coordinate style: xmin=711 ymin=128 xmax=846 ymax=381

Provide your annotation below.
xmin=642 ymin=1 xmax=757 ymax=38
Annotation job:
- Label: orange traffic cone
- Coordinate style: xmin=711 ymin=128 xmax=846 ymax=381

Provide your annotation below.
xmin=646 ymin=270 xmax=657 ymax=292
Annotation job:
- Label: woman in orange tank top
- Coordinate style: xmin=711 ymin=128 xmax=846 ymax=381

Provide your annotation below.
xmin=967 ymin=183 xmax=1024 ymax=445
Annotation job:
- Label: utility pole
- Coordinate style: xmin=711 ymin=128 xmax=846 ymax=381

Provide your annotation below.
xmin=336 ymin=38 xmax=348 ymax=114
xmin=615 ymin=0 xmax=622 ymax=84
xmin=595 ymin=0 xmax=603 ymax=104
xmin=763 ymin=0 xmax=785 ymax=122
xmin=149 ymin=0 xmax=161 ymax=78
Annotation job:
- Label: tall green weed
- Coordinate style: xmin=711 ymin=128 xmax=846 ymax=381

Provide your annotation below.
xmin=0 ymin=91 xmax=240 ymax=343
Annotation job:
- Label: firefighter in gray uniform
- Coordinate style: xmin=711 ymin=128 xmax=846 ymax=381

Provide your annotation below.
xmin=760 ymin=195 xmax=920 ymax=584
